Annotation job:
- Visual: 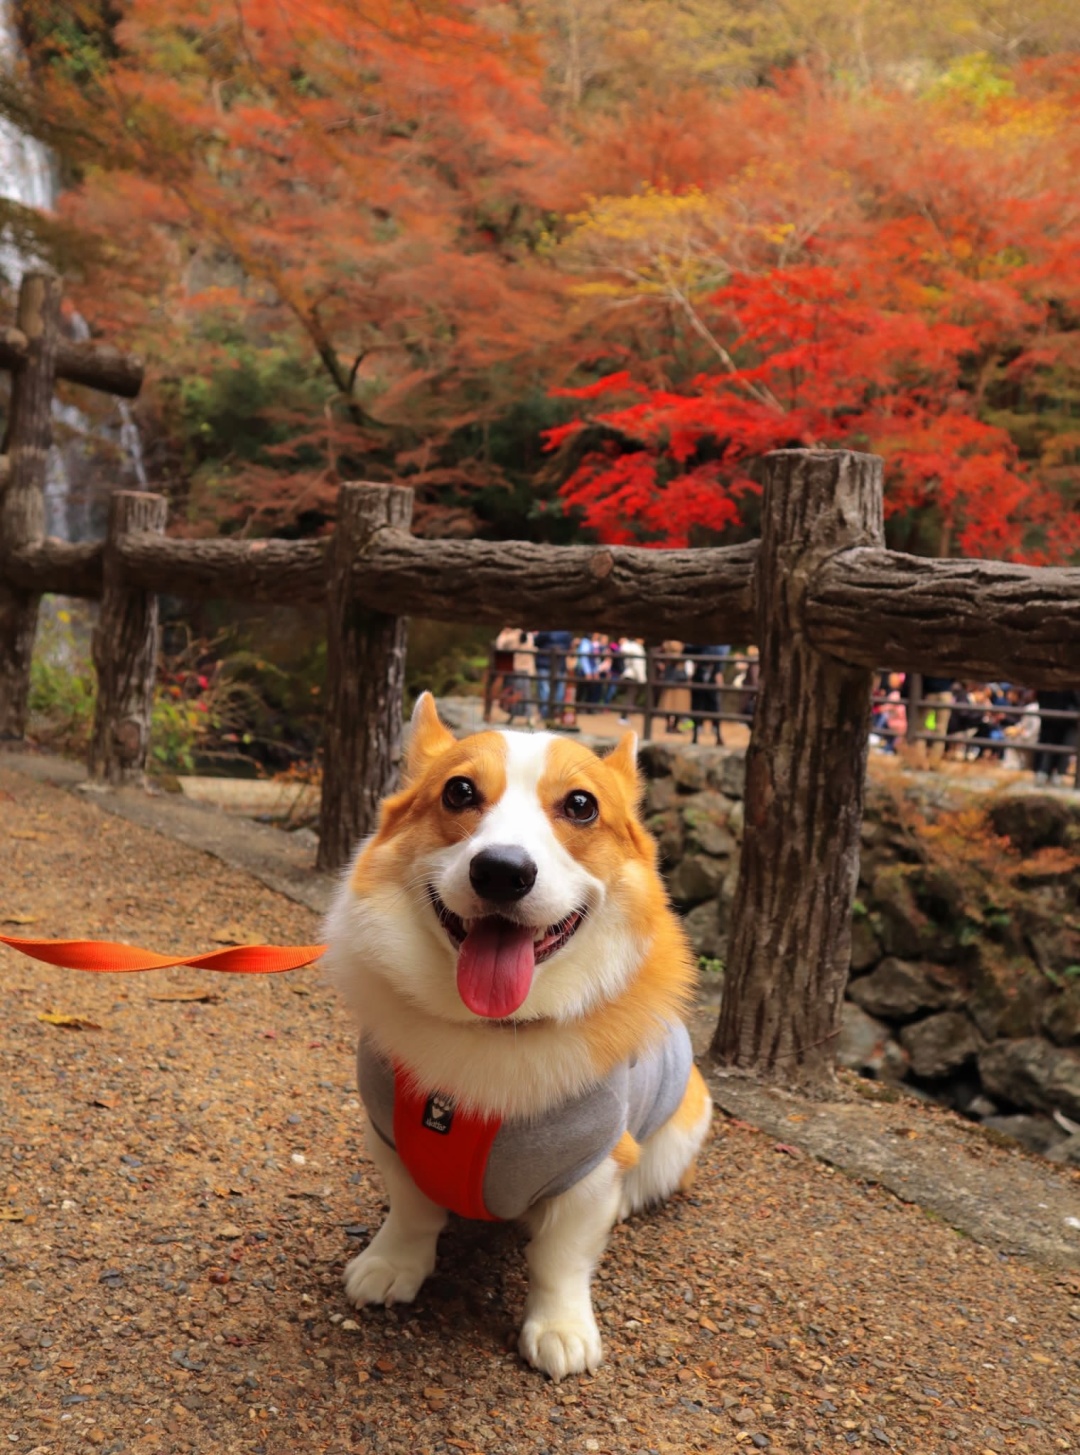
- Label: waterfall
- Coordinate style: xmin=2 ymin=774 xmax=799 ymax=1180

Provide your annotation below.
xmin=1 ymin=0 xmax=147 ymax=543
xmin=0 ymin=4 xmax=52 ymax=284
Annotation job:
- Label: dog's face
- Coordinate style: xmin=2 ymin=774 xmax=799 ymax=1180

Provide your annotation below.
xmin=333 ymin=694 xmax=663 ymax=1026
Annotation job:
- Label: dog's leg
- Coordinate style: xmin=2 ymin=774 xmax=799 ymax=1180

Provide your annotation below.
xmin=618 ymin=1064 xmax=712 ymax=1221
xmin=519 ymin=1157 xmax=621 ymax=1381
xmin=344 ymin=1125 xmax=447 ymax=1308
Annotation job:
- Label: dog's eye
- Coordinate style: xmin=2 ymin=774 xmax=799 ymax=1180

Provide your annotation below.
xmin=563 ymin=790 xmax=599 ymax=824
xmin=442 ymin=776 xmax=480 ymax=811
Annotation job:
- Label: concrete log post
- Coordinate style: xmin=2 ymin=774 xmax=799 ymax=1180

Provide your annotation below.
xmin=711 ymin=449 xmax=884 ymax=1091
xmin=318 ymin=482 xmax=415 ymax=873
xmin=89 ymin=491 xmax=168 ymax=783
xmin=0 ymin=271 xmax=61 ymax=738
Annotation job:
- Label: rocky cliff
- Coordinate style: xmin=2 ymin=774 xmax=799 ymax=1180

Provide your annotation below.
xmin=639 ymin=740 xmax=1080 ymax=1164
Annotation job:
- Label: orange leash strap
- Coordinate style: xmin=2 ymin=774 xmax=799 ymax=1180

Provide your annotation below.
xmin=0 ymin=934 xmax=327 ymax=975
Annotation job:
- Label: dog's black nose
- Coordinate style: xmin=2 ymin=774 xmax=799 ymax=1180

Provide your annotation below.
xmin=469 ymin=845 xmax=538 ymax=903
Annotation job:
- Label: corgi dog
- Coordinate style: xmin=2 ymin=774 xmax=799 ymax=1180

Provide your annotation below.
xmin=324 ymin=693 xmax=711 ymax=1381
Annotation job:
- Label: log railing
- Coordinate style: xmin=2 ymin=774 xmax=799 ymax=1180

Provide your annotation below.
xmin=9 ymin=529 xmax=1080 ymax=688
xmin=2 ymin=271 xmax=1079 ymax=1089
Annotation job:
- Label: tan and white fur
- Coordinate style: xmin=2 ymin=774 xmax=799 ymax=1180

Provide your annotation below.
xmin=324 ymin=693 xmax=711 ymax=1380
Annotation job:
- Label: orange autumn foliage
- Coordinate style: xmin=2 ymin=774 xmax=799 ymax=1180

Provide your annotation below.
xmin=9 ymin=0 xmax=572 ymax=530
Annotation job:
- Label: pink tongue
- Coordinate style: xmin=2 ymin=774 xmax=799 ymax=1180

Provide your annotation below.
xmin=456 ymin=917 xmax=536 ymax=1019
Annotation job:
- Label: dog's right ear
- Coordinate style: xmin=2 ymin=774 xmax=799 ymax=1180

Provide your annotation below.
xmin=404 ymin=692 xmax=455 ymax=780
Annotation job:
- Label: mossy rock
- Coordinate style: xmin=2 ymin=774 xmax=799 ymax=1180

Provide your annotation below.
xmin=850 ymin=915 xmax=882 ymax=973
xmin=967 ymin=942 xmax=1051 ymax=1040
xmin=638 ymin=741 xmax=679 ymax=781
xmin=644 ymin=776 xmax=680 ymax=814
xmin=988 ymin=794 xmax=1080 ymax=854
xmin=680 ymin=796 xmax=736 ymax=858
xmin=682 ymin=900 xmax=725 ymax=959
xmin=848 ymin=957 xmax=965 ymax=1021
xmin=667 ymin=853 xmax=726 ymax=905
xmin=1043 ymin=983 xmax=1080 ymax=1047
xmin=645 ymin=809 xmax=684 ymax=868
xmin=978 ymin=1038 xmax=1080 ymax=1121
xmin=706 ymin=751 xmax=746 ymax=800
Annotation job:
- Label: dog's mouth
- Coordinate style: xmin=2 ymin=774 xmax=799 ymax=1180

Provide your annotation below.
xmin=429 ymin=889 xmax=587 ymax=1019
xmin=430 ymin=891 xmax=586 ymax=963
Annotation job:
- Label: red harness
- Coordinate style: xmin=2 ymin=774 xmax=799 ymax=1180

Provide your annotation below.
xmin=391 ymin=1067 xmax=503 ymax=1221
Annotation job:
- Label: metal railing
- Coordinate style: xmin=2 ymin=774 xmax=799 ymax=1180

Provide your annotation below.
xmin=483 ymin=645 xmax=758 ymax=742
xmin=483 ymin=643 xmax=1080 ymax=785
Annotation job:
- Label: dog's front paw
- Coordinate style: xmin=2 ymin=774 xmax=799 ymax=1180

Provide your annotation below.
xmin=519 ymin=1311 xmax=603 ymax=1381
xmin=343 ymin=1248 xmax=430 ymax=1308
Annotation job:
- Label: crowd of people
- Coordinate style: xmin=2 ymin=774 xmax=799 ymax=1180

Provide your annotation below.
xmin=870 ymin=673 xmax=1080 ymax=783
xmin=489 ymin=636 xmax=1078 ymax=784
xmin=489 ymin=631 xmax=758 ymax=741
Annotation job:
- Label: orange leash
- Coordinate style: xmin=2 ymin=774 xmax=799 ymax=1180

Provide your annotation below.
xmin=0 ymin=933 xmax=326 ymax=975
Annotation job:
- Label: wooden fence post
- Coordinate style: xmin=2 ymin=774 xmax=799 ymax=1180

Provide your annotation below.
xmin=89 ymin=491 xmax=168 ymax=783
xmin=318 ymin=482 xmax=415 ymax=873
xmin=711 ymin=449 xmax=884 ymax=1090
xmin=0 ymin=270 xmax=61 ymax=739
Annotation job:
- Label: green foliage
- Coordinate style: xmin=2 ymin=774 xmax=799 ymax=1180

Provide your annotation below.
xmin=930 ymin=52 xmax=1015 ymax=105
xmin=405 ymin=620 xmax=492 ymax=704
xmin=28 ymin=607 xmax=95 ymax=754
xmin=26 ymin=608 xmax=300 ymax=777
xmin=697 ymin=955 xmax=725 ymax=978
xmin=152 ymin=630 xmax=304 ymax=774
xmin=149 ymin=693 xmax=206 ymax=775
xmin=168 ymin=324 xmax=327 ymax=466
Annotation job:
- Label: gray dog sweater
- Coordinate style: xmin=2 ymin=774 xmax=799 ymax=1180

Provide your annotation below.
xmin=357 ymin=1021 xmax=694 ymax=1221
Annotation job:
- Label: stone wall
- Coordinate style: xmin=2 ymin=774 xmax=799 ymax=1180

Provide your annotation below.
xmin=639 ymin=740 xmax=1080 ymax=1164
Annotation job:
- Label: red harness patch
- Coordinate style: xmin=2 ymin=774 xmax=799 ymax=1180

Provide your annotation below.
xmin=392 ymin=1066 xmax=503 ymax=1221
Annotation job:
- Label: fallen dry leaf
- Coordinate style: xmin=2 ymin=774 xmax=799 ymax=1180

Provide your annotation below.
xmin=38 ymin=1011 xmax=102 ymax=1031
xmin=10 ymin=829 xmax=50 ymax=841
xmin=149 ymin=989 xmax=223 ymax=1004
xmin=0 ymin=1206 xmax=25 ymax=1221
xmin=90 ymin=1095 xmax=120 ymax=1109
xmin=1 ymin=912 xmax=38 ymax=925
xmin=773 ymin=1142 xmax=802 ymax=1157
xmin=210 ymin=926 xmax=247 ymax=946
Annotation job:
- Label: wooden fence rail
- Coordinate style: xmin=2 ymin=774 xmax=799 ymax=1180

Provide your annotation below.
xmin=7 ymin=526 xmax=1080 ymax=687
xmin=2 ymin=270 xmax=1079 ymax=1091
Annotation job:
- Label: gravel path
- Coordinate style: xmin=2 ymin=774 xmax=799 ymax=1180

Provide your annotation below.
xmin=2 ymin=763 xmax=1079 ymax=1454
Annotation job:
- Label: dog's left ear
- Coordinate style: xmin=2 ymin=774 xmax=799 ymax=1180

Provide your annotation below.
xmin=405 ymin=692 xmax=456 ymax=780
xmin=605 ymin=730 xmax=639 ymax=790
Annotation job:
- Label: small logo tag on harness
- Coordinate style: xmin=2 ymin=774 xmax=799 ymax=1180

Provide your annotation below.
xmin=422 ymin=1093 xmax=455 ymax=1135
xmin=393 ymin=1066 xmax=502 ymax=1219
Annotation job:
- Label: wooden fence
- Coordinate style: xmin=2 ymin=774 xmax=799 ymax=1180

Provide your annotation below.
xmin=2 ymin=269 xmax=1080 ymax=1089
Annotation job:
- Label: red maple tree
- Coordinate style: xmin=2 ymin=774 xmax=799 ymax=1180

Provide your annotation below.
xmin=548 ymin=61 xmax=1080 ymax=562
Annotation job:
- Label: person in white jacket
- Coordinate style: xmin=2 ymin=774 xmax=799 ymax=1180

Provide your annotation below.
xmin=617 ymin=637 xmax=647 ymax=724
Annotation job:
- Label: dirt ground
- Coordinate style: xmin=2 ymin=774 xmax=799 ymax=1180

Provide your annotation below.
xmin=2 ymin=762 xmax=1079 ymax=1455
